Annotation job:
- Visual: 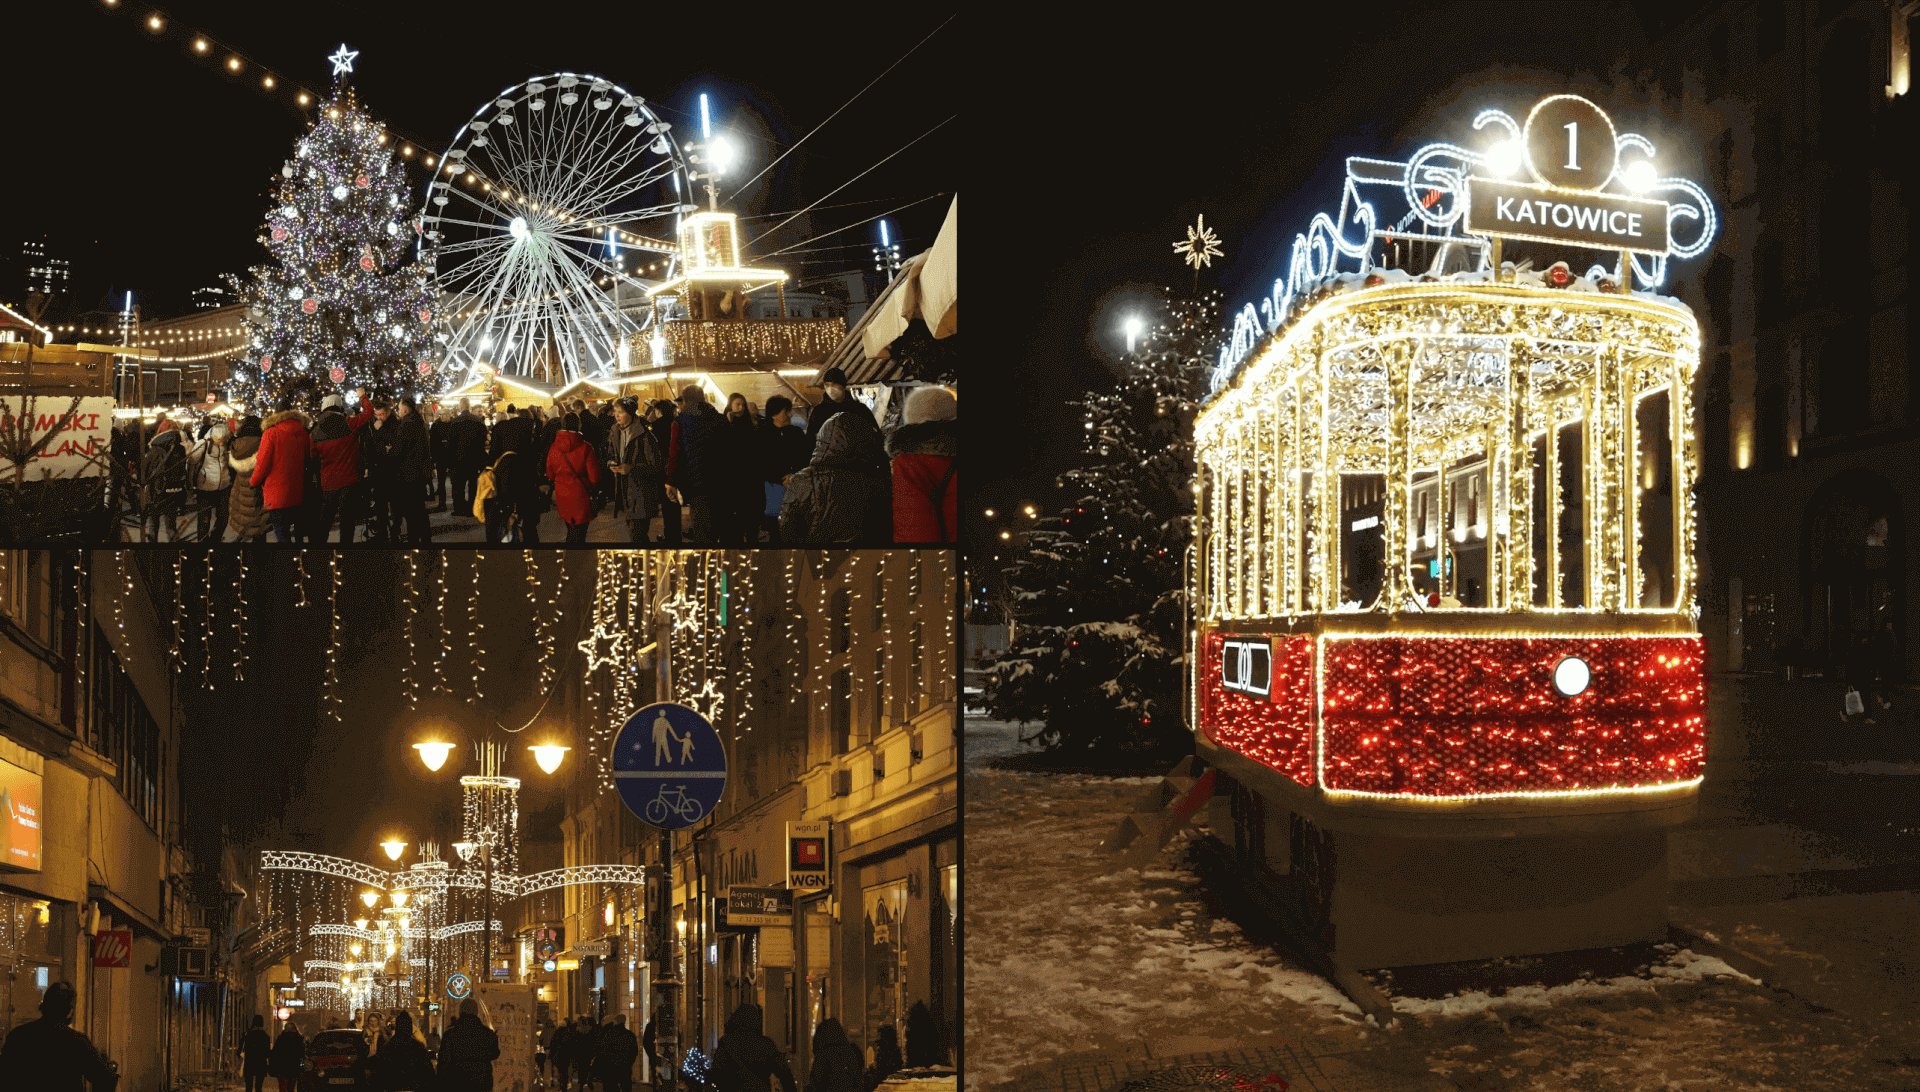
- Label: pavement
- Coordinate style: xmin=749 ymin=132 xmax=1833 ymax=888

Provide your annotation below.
xmin=968 ymin=672 xmax=1920 ymax=1092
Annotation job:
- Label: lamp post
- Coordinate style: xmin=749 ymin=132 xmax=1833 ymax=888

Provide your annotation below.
xmin=453 ymin=838 xmax=494 ymax=989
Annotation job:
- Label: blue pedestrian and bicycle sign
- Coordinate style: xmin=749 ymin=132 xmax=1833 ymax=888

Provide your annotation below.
xmin=446 ymin=973 xmax=471 ymax=1000
xmin=612 ymin=702 xmax=727 ymax=830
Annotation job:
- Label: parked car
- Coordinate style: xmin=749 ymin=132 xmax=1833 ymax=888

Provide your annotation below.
xmin=303 ymin=1028 xmax=370 ymax=1090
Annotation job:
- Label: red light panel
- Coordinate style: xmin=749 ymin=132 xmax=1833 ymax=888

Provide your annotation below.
xmin=1203 ymin=632 xmax=1315 ymax=788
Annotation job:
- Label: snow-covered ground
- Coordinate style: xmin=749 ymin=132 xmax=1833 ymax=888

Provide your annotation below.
xmin=964 ymin=714 xmax=1920 ymax=1092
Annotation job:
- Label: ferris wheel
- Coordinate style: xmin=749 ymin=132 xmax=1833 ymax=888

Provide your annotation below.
xmin=419 ymin=73 xmax=695 ymax=386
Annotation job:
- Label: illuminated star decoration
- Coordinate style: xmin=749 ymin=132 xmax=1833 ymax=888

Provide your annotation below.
xmin=327 ymin=44 xmax=359 ymax=77
xmin=1173 ymin=214 xmax=1225 ymax=271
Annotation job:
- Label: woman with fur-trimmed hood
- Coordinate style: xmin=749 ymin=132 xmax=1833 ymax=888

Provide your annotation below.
xmin=887 ymin=385 xmax=957 ymax=543
xmin=226 ymin=416 xmax=268 ymax=542
xmin=250 ymin=402 xmax=312 ymax=543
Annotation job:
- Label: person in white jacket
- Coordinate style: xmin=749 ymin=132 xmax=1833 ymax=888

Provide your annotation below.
xmin=185 ymin=418 xmax=233 ymax=541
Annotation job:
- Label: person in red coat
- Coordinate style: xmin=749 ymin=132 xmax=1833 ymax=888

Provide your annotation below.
xmin=307 ymin=389 xmax=374 ymax=543
xmin=887 ymin=385 xmax=957 ymax=542
xmin=251 ymin=402 xmax=313 ymax=543
xmin=546 ymin=412 xmax=604 ymax=543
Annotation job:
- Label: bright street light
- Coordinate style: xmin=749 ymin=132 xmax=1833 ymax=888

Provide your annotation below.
xmin=390 ymin=890 xmax=409 ymax=908
xmin=529 ymin=745 xmax=570 ymax=774
xmin=380 ymin=840 xmax=406 ymax=861
xmin=360 ymin=891 xmax=379 ymax=909
xmin=1124 ymin=316 xmax=1144 ymax=353
xmin=1486 ymin=139 xmax=1523 ymax=177
xmin=453 ymin=841 xmax=478 ymax=863
xmin=709 ymin=135 xmax=738 ymax=174
xmin=413 ymin=742 xmax=454 ymax=771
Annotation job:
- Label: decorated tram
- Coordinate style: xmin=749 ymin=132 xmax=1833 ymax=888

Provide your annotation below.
xmin=1187 ymin=93 xmax=1718 ymax=969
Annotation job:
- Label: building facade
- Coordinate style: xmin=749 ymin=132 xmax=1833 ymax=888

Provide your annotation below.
xmin=0 ymin=551 xmax=191 ymax=1091
xmin=1639 ymin=1 xmax=1917 ymax=679
xmin=539 ymin=551 xmax=957 ymax=1084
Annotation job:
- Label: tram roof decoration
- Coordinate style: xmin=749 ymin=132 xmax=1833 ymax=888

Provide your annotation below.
xmin=1211 ymin=93 xmax=1716 ymax=395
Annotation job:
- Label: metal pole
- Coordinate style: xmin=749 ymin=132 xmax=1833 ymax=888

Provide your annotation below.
xmin=483 ymin=850 xmax=493 ymax=993
xmin=655 ymin=832 xmax=679 ymax=1091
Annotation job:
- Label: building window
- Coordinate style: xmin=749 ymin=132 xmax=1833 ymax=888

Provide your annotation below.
xmin=831 ymin=588 xmax=850 ymax=653
xmin=831 ymin=669 xmax=852 ymax=755
xmin=89 ymin=622 xmax=160 ymax=831
xmin=0 ymin=551 xmax=57 ymax=653
xmin=910 ymin=621 xmax=924 ymax=713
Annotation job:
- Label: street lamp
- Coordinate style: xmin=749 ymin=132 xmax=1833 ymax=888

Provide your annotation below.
xmin=380 ymin=840 xmax=407 ymax=861
xmin=360 ymin=892 xmax=379 ymax=910
xmin=413 ymin=742 xmax=454 ymax=771
xmin=1124 ymin=316 xmax=1144 ymax=354
xmin=528 ymin=745 xmax=570 ymax=775
xmin=390 ymin=890 xmax=409 ymax=908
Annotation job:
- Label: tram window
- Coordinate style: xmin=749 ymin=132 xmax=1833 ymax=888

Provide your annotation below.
xmin=1636 ymin=389 xmax=1675 ymax=608
xmin=1341 ymin=474 xmax=1385 ymax=609
xmin=1531 ymin=434 xmax=1550 ymax=607
xmin=1557 ymin=423 xmax=1585 ymax=609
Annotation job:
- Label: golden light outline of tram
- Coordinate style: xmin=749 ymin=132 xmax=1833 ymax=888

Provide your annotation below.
xmin=1187 ymin=97 xmax=1713 ymax=969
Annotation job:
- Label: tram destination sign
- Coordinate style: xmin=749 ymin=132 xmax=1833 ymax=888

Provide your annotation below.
xmin=1466 ymin=177 xmax=1669 ymax=255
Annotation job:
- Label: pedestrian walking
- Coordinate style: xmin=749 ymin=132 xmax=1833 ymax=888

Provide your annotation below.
xmin=571 ymin=1015 xmax=598 ymax=1087
xmin=267 ymin=1018 xmax=306 ymax=1092
xmin=140 ymin=418 xmax=190 ymax=541
xmin=369 ymin=1010 xmax=436 ymax=1092
xmin=184 ymin=417 xmax=234 ymax=542
xmin=640 ymin=1014 xmax=660 ymax=1086
xmin=226 ymin=416 xmax=268 ymax=542
xmin=863 ymin=1025 xmax=903 ymax=1092
xmin=666 ymin=384 xmax=726 ymax=543
xmin=779 ymin=411 xmax=893 ymax=544
xmin=548 ymin=1017 xmax=576 ymax=1090
xmin=451 ymin=399 xmax=489 ymax=517
xmin=358 ymin=401 xmax=402 ymax=542
xmin=0 ymin=981 xmax=119 ymax=1091
xmin=710 ymin=1003 xmax=796 ymax=1092
xmin=533 ymin=1019 xmax=552 ymax=1084
xmin=239 ymin=1014 xmax=272 ymax=1092
xmin=391 ymin=396 xmax=433 ymax=542
xmin=593 ymin=1014 xmax=640 ymax=1092
xmin=805 ymin=367 xmax=877 ymax=451
xmin=804 ymin=1019 xmax=863 ymax=1092
xmin=307 ymin=390 xmax=374 ymax=543
xmin=601 ymin=397 xmax=657 ymax=543
xmin=757 ymin=396 xmax=810 ymax=545
xmin=886 ymin=386 xmax=958 ymax=543
xmin=486 ymin=405 xmax=543 ymax=544
xmin=547 ymin=412 xmax=604 ymax=544
xmin=251 ymin=402 xmax=312 ymax=543
xmin=646 ymin=400 xmax=681 ymax=544
xmin=437 ymin=998 xmax=500 ymax=1092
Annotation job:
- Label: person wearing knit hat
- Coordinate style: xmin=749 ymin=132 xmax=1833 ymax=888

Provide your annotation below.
xmin=666 ymin=381 xmax=726 ymax=543
xmin=886 ymin=385 xmax=958 ymax=542
xmin=806 ymin=366 xmax=877 ymax=450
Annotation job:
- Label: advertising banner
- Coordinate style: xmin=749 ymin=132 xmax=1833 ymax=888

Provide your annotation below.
xmin=474 ymin=982 xmax=537 ymax=1092
xmin=787 ymin=821 xmax=829 ymax=892
xmin=0 ymin=397 xmax=113 ymax=479
xmin=0 ymin=757 xmax=43 ymax=872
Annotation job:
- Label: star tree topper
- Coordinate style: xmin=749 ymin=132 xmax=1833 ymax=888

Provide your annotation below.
xmin=1174 ymin=214 xmax=1225 ymax=271
xmin=328 ymin=44 xmax=359 ymax=77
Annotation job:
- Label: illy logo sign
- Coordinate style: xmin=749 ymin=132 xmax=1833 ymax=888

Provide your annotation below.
xmin=92 ymin=930 xmax=132 ymax=968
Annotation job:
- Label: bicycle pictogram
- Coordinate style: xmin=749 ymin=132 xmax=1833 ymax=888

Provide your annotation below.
xmin=644 ymin=784 xmax=705 ymax=825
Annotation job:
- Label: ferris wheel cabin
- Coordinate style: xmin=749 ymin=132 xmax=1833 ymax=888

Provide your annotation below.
xmin=1187 ymin=94 xmax=1716 ymax=970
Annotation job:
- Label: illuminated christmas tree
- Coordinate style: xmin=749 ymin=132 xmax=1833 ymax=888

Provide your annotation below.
xmin=984 ymin=287 xmax=1221 ymax=759
xmin=227 ymin=52 xmax=441 ymax=410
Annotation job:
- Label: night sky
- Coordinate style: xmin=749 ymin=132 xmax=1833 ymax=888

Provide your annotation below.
xmin=174 ymin=551 xmax=599 ymax=870
xmin=15 ymin=3 xmax=959 ymax=321
xmin=972 ymin=0 xmax=1716 ymax=557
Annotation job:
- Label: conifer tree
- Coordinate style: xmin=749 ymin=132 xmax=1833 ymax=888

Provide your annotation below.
xmin=985 ymin=288 xmax=1221 ymax=758
xmin=228 ymin=77 xmax=441 ymax=410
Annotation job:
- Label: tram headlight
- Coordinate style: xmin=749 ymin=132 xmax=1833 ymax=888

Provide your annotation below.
xmin=1553 ymin=656 xmax=1592 ymax=697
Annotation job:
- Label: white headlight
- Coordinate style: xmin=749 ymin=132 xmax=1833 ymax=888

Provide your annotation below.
xmin=1554 ymin=656 xmax=1591 ymax=697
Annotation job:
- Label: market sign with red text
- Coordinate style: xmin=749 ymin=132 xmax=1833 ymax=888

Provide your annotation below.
xmin=0 ymin=397 xmax=114 ymax=479
xmin=0 ymin=757 xmax=43 ymax=873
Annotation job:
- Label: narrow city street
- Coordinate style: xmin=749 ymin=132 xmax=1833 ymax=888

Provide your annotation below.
xmin=965 ymin=672 xmax=1920 ymax=1092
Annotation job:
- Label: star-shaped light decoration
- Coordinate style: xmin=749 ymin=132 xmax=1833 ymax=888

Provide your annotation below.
xmin=328 ymin=44 xmax=359 ymax=77
xmin=1174 ymin=214 xmax=1225 ymax=271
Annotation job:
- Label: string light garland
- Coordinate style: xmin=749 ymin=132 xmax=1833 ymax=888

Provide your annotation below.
xmin=295 ymin=551 xmax=310 ymax=608
xmin=470 ymin=553 xmax=484 ymax=703
xmin=407 ymin=552 xmax=421 ymax=708
xmin=233 ymin=552 xmax=245 ymax=680
xmin=325 ymin=553 xmax=341 ymax=717
xmin=659 ymin=318 xmax=844 ymax=365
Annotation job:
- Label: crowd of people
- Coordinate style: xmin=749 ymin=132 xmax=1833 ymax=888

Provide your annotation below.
xmin=116 ymin=367 xmax=957 ymax=545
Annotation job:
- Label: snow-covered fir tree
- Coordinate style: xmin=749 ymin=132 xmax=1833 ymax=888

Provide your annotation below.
xmin=228 ymin=78 xmax=441 ymax=410
xmin=985 ymin=287 xmax=1221 ymax=758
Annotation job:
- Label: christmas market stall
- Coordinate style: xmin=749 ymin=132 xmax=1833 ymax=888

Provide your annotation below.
xmin=1185 ymin=94 xmax=1717 ymax=971
xmin=0 ymin=307 xmax=117 ymax=540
